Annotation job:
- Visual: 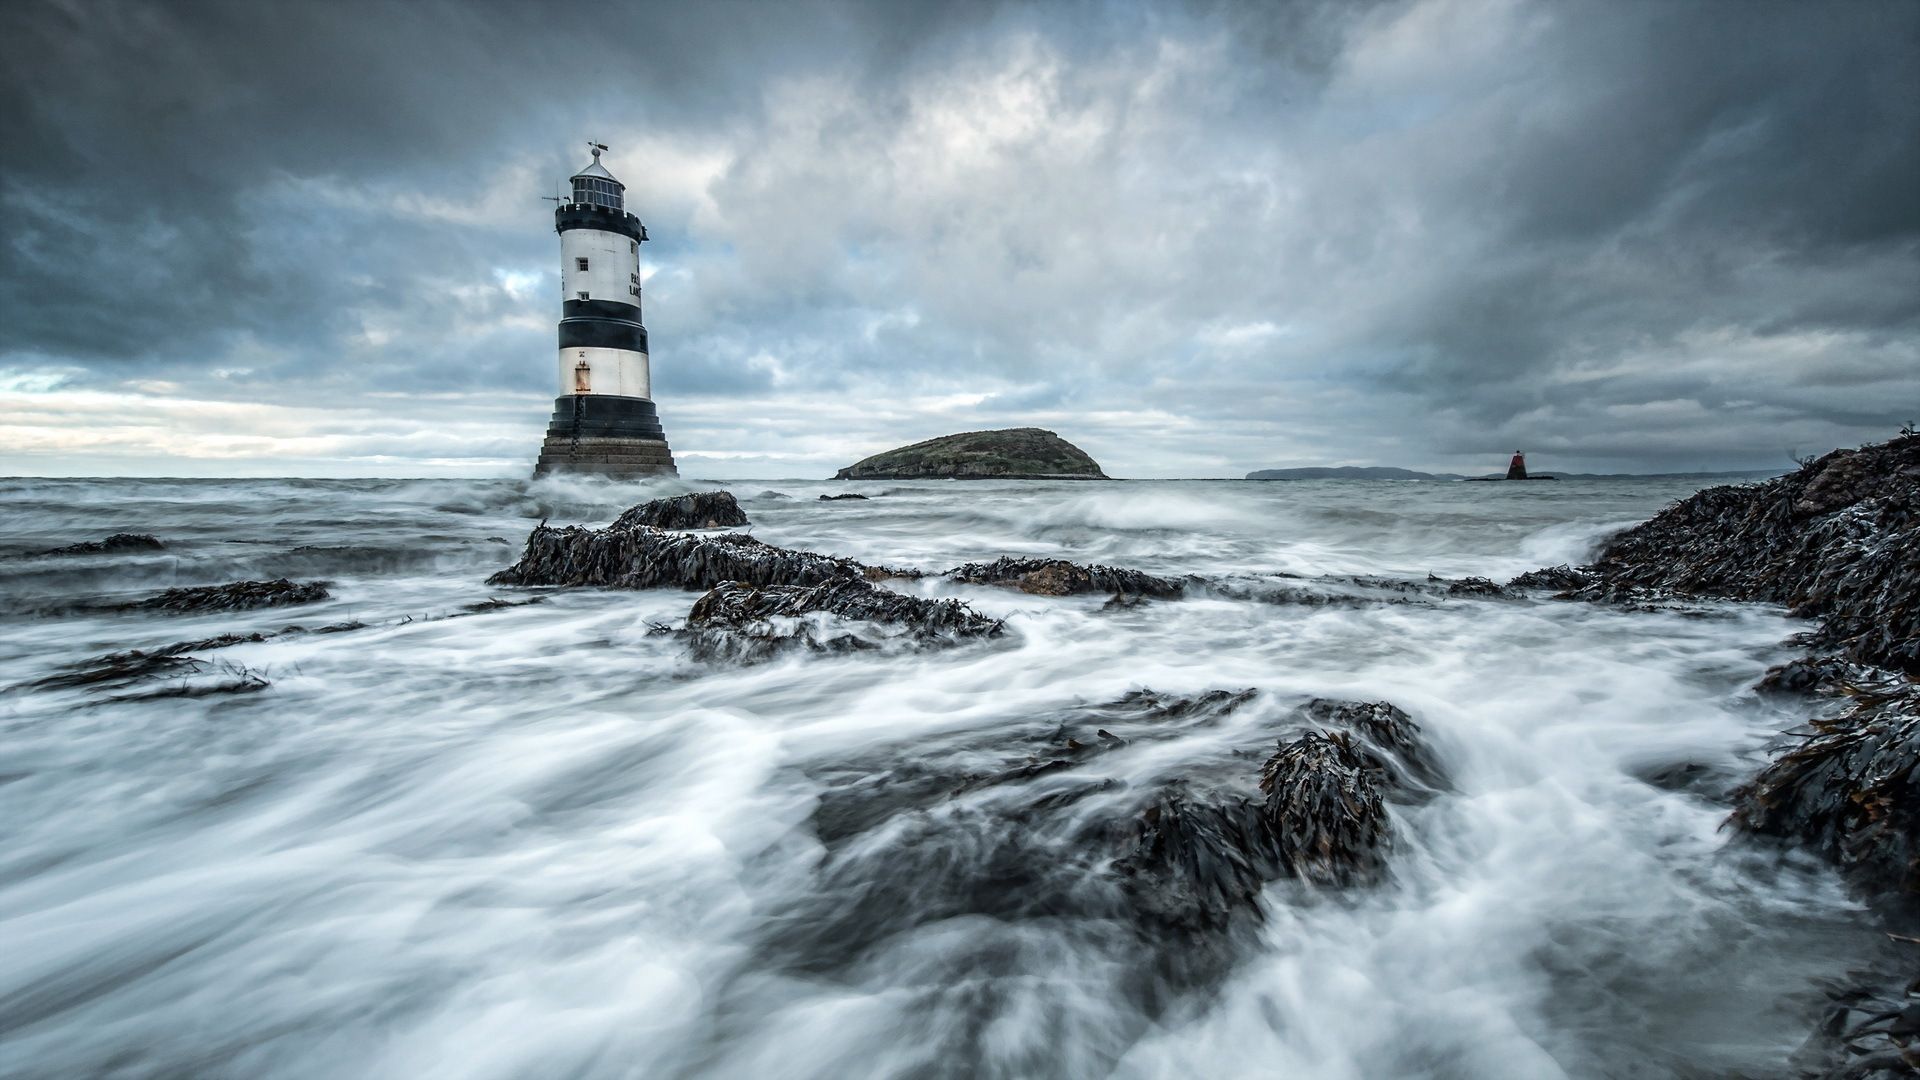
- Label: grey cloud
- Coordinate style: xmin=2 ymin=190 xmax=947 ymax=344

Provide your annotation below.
xmin=0 ymin=0 xmax=1915 ymax=477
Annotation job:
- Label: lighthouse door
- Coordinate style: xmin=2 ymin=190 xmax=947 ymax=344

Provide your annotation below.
xmin=573 ymin=356 xmax=591 ymax=394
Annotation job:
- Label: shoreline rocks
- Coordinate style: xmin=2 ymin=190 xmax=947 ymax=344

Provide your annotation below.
xmin=1565 ymin=435 xmax=1919 ymax=674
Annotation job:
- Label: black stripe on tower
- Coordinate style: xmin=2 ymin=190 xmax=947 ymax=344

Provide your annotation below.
xmin=558 ymin=318 xmax=649 ymax=352
xmin=554 ymin=205 xmax=646 ymax=243
xmin=544 ymin=395 xmax=668 ymax=436
xmin=564 ymin=298 xmax=640 ymax=320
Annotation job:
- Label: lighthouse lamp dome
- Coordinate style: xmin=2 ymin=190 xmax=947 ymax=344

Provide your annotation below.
xmin=571 ymin=143 xmax=624 ymax=211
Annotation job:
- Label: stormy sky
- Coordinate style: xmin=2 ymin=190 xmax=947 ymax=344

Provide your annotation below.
xmin=1 ymin=0 xmax=1915 ymax=478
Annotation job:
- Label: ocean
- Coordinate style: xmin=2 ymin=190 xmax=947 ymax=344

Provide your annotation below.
xmin=0 ymin=474 xmax=1894 ymax=1078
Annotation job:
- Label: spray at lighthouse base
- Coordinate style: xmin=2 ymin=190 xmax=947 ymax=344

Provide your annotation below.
xmin=531 ymin=143 xmax=678 ymax=478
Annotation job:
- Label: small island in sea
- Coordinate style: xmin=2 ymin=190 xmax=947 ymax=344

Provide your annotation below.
xmin=835 ymin=427 xmax=1107 ymax=480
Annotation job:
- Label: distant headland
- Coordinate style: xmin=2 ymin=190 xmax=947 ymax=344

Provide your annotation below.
xmin=1246 ymin=466 xmax=1461 ymax=481
xmin=835 ymin=428 xmax=1107 ymax=480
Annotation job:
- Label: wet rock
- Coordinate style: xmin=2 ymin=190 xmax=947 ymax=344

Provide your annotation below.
xmin=488 ymin=524 xmax=871 ymax=591
xmin=945 ymin=556 xmax=1184 ymax=598
xmin=133 ymin=579 xmax=330 ymax=614
xmin=39 ymin=533 xmax=165 ymax=556
xmin=683 ymin=578 xmax=1003 ymax=661
xmin=818 ymin=493 xmax=869 ymax=501
xmin=1730 ymin=675 xmax=1920 ymax=896
xmin=611 ymin=491 xmax=749 ymax=530
xmin=761 ymin=688 xmax=1426 ymax=1014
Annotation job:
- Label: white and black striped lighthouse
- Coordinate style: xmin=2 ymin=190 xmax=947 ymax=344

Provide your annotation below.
xmin=532 ymin=143 xmax=677 ymax=477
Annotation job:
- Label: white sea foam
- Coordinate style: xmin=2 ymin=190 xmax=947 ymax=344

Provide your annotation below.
xmin=0 ymin=474 xmax=1876 ymax=1078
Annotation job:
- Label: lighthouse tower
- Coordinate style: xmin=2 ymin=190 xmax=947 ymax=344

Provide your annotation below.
xmin=532 ymin=143 xmax=677 ymax=477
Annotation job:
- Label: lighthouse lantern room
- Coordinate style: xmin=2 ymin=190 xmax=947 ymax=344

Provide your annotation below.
xmin=531 ymin=143 xmax=677 ymax=477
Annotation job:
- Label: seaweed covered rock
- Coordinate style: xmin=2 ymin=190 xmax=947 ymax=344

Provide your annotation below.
xmin=40 ymin=533 xmax=165 ymax=556
xmin=834 ymin=427 xmax=1107 ymax=480
xmin=945 ymin=556 xmax=1184 ymax=598
xmin=488 ymin=524 xmax=868 ymax=591
xmin=1508 ymin=564 xmax=1595 ymax=592
xmin=1731 ymin=677 xmax=1920 ymax=895
xmin=134 ymin=579 xmax=329 ymax=614
xmin=1578 ymin=435 xmax=1920 ymax=672
xmin=1111 ymin=792 xmax=1281 ymax=934
xmin=1436 ymin=574 xmax=1513 ymax=598
xmin=1303 ymin=698 xmax=1449 ymax=795
xmin=684 ymin=578 xmax=1003 ymax=661
xmin=1257 ymin=730 xmax=1393 ymax=888
xmin=611 ymin=491 xmax=748 ymax=530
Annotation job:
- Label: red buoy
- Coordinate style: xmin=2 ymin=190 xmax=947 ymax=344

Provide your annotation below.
xmin=1506 ymin=451 xmax=1529 ymax=481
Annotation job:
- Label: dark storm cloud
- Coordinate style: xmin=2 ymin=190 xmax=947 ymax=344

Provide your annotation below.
xmin=0 ymin=0 xmax=1914 ymax=476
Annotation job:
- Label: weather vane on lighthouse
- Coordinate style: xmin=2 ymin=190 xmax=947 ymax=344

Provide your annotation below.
xmin=527 ymin=142 xmax=676 ymax=477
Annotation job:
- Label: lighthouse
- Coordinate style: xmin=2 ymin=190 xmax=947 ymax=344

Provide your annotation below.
xmin=531 ymin=143 xmax=677 ymax=478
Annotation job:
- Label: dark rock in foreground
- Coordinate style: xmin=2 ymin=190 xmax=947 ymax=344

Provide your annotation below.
xmin=134 ymin=579 xmax=330 ymax=614
xmin=488 ymin=523 xmax=868 ymax=591
xmin=40 ymin=533 xmax=166 ymax=556
xmin=684 ymin=578 xmax=1003 ymax=661
xmin=611 ymin=491 xmax=748 ymax=530
xmin=772 ymin=690 xmax=1426 ymax=1012
xmin=834 ymin=427 xmax=1107 ymax=480
xmin=945 ymin=556 xmax=1184 ymax=598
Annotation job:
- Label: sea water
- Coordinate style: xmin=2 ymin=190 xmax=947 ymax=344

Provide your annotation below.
xmin=0 ymin=475 xmax=1894 ymax=1078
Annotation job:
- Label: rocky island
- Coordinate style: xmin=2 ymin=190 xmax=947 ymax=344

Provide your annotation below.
xmin=834 ymin=427 xmax=1107 ymax=480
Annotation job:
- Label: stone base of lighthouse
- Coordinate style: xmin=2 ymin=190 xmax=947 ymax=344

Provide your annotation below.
xmin=532 ymin=395 xmax=678 ymax=478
